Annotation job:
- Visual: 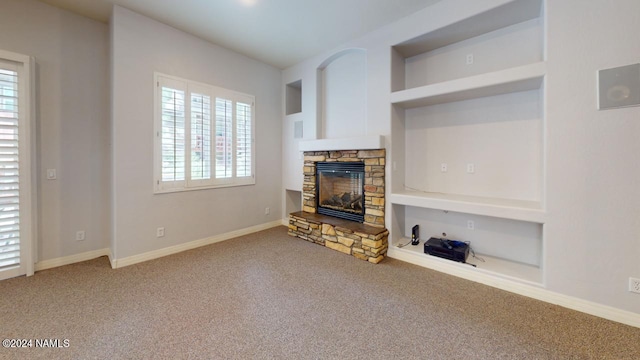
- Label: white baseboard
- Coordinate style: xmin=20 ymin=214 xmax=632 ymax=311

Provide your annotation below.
xmin=281 ymin=218 xmax=289 ymax=226
xmin=35 ymin=248 xmax=111 ymax=272
xmin=388 ymin=248 xmax=640 ymax=328
xmin=111 ymin=220 xmax=283 ymax=269
xmin=109 ymin=252 xmax=116 ymax=269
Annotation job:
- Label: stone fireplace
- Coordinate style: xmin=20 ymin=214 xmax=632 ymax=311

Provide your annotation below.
xmin=302 ymin=150 xmax=385 ymax=227
xmin=288 ymin=149 xmax=388 ymax=263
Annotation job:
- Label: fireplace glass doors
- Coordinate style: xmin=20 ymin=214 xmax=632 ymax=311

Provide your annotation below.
xmin=316 ymin=162 xmax=365 ymax=222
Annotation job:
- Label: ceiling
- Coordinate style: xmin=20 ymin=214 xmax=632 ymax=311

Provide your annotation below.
xmin=38 ymin=0 xmax=443 ymax=69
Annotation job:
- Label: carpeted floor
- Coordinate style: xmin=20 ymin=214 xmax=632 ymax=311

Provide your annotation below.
xmin=1 ymin=226 xmax=639 ymax=359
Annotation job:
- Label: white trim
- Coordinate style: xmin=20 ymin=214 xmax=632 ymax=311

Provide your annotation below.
xmin=34 ymin=248 xmax=111 ymax=272
xmin=299 ymin=135 xmax=385 ymax=152
xmin=26 ymin=56 xmax=36 ymax=276
xmin=109 ymin=252 xmax=117 ymax=269
xmin=388 ymin=248 xmax=640 ymax=328
xmin=111 ymin=220 xmax=283 ymax=269
xmin=0 ymin=50 xmax=36 ymax=278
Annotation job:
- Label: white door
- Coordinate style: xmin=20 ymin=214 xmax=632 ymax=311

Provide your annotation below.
xmin=0 ymin=52 xmax=35 ymax=280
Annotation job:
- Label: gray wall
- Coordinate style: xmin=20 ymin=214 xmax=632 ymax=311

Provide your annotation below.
xmin=0 ymin=0 xmax=282 ymax=264
xmin=111 ymin=6 xmax=282 ymax=260
xmin=0 ymin=0 xmax=110 ymax=262
xmin=544 ymin=0 xmax=640 ymax=313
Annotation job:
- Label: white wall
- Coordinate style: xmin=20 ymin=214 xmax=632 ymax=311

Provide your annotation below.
xmin=544 ymin=0 xmax=640 ymax=312
xmin=320 ymin=50 xmax=367 ymax=139
xmin=111 ymin=6 xmax=282 ymax=260
xmin=282 ymin=0 xmax=640 ymax=316
xmin=404 ymin=18 xmax=543 ymax=88
xmin=0 ymin=0 xmax=110 ymax=262
xmin=405 ymin=89 xmax=543 ymax=202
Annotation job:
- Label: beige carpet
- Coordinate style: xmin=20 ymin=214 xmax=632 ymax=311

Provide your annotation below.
xmin=1 ymin=226 xmax=639 ymax=359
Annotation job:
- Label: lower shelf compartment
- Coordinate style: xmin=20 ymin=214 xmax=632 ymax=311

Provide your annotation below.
xmin=390 ymin=237 xmax=543 ymax=285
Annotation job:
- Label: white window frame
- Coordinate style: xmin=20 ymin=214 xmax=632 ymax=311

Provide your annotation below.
xmin=0 ymin=49 xmax=36 ymax=279
xmin=153 ymin=73 xmax=256 ymax=193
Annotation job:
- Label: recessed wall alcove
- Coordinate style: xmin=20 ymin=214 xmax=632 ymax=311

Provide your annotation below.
xmin=317 ymin=48 xmax=367 ymax=139
xmin=285 ymin=79 xmax=302 ymax=115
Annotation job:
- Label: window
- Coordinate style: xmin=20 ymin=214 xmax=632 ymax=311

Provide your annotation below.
xmin=154 ymin=73 xmax=255 ymax=192
xmin=0 ymin=50 xmax=35 ymax=280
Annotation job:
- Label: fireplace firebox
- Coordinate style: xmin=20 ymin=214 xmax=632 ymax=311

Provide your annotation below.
xmin=316 ymin=162 xmax=365 ymax=222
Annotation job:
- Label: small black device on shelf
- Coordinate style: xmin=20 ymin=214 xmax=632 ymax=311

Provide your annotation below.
xmin=424 ymin=236 xmax=469 ymax=263
xmin=411 ymin=225 xmax=420 ymax=245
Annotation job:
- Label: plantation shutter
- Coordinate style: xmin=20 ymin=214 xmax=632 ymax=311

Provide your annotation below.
xmin=190 ymin=92 xmax=211 ymax=181
xmin=158 ymin=78 xmax=186 ymax=190
xmin=236 ymin=102 xmax=252 ymax=178
xmin=154 ymin=73 xmax=255 ymax=192
xmin=215 ymin=98 xmax=233 ymax=179
xmin=0 ymin=66 xmax=21 ymax=271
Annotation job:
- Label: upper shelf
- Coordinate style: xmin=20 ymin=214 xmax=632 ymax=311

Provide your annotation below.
xmin=390 ymin=189 xmax=545 ymax=223
xmin=393 ymin=0 xmax=543 ymax=58
xmin=391 ymin=62 xmax=546 ymax=108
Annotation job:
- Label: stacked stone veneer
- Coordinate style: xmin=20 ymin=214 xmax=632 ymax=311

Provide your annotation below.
xmin=288 ymin=212 xmax=389 ymax=264
xmin=288 ymin=148 xmax=388 ymax=263
xmin=302 ymin=149 xmax=386 ymax=228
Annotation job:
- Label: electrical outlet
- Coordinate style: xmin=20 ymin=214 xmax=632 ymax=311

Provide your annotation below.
xmin=156 ymin=227 xmax=165 ymax=238
xmin=75 ymin=230 xmax=85 ymax=241
xmin=467 ymin=163 xmax=475 ymax=174
xmin=265 ymin=207 xmax=270 ymax=215
xmin=441 ymin=163 xmax=448 ymax=172
xmin=629 ymin=277 xmax=640 ymax=294
xmin=467 ymin=220 xmax=475 ymax=230
xmin=466 ymin=53 xmax=474 ymax=65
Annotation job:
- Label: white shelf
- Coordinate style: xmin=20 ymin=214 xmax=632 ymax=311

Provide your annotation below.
xmin=390 ymin=190 xmax=545 ymax=223
xmin=285 ymin=111 xmax=303 ymax=119
xmin=391 ymin=62 xmax=545 ymax=108
xmin=390 ymin=238 xmax=543 ymax=286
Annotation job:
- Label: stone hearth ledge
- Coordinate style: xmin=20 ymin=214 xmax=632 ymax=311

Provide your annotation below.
xmin=288 ymin=211 xmax=389 ymax=264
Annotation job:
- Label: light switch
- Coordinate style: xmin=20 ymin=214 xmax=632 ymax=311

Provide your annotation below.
xmin=466 ymin=163 xmax=475 ymax=174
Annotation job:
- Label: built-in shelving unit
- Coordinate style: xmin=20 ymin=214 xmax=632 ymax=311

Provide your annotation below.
xmin=388 ymin=0 xmax=546 ymax=286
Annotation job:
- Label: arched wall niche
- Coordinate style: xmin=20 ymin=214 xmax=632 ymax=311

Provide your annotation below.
xmin=316 ymin=48 xmax=367 ymax=139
